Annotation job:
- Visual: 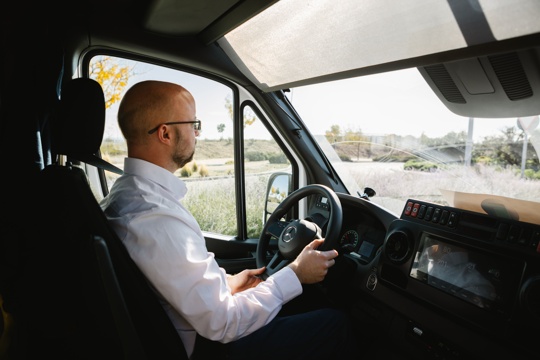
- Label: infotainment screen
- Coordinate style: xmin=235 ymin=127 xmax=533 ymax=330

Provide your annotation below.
xmin=410 ymin=233 xmax=520 ymax=313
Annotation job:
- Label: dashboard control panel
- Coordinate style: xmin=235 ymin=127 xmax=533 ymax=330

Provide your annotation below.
xmin=401 ymin=199 xmax=540 ymax=253
xmin=377 ymin=199 xmax=540 ymax=356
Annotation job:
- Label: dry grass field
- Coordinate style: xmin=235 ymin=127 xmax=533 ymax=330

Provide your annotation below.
xmin=102 ymin=139 xmax=540 ymax=232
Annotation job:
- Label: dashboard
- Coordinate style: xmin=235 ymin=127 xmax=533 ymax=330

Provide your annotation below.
xmin=313 ymin=193 xmax=540 ymax=359
xmin=339 ymin=212 xmax=386 ymax=264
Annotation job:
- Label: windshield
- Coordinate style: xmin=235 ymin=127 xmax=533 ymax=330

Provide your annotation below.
xmin=288 ymin=68 xmax=540 ymax=218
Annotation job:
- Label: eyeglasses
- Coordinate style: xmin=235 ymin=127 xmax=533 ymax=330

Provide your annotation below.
xmin=147 ymin=120 xmax=201 ymax=134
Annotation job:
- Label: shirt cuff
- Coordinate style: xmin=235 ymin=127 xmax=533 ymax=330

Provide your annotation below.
xmin=268 ymin=266 xmax=302 ymax=302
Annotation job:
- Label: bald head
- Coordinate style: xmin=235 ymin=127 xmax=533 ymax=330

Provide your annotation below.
xmin=117 ymin=80 xmax=198 ymax=172
xmin=118 ymin=80 xmax=195 ymax=144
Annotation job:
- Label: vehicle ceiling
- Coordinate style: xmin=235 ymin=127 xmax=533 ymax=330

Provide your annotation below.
xmin=85 ymin=1 xmax=538 ymax=81
xmin=9 ymin=0 xmax=540 ymax=117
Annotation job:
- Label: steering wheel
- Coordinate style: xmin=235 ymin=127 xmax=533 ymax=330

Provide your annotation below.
xmin=256 ymin=184 xmax=343 ymax=279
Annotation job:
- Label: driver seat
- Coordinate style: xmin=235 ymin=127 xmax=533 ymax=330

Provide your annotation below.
xmin=19 ymin=77 xmax=190 ymax=359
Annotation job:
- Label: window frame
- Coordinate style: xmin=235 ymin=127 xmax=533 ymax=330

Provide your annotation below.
xmin=81 ymin=51 xmax=303 ymax=242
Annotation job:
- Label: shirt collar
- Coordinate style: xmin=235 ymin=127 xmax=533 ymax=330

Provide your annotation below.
xmin=123 ymin=157 xmax=187 ymax=199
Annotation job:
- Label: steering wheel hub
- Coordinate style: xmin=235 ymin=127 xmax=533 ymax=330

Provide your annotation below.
xmin=282 ymin=226 xmax=296 ymax=242
xmin=278 ymin=219 xmax=322 ymax=259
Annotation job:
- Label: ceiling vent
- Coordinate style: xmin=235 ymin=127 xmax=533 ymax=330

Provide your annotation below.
xmin=418 ymin=48 xmax=540 ymax=118
xmin=423 ymin=64 xmax=466 ymax=104
xmin=489 ymin=52 xmax=533 ymax=101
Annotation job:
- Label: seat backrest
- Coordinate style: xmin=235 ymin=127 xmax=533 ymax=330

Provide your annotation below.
xmin=16 ymin=78 xmax=189 ymax=359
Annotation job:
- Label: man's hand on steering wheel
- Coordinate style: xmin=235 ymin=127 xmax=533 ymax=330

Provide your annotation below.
xmin=287 ymin=238 xmax=339 ymax=284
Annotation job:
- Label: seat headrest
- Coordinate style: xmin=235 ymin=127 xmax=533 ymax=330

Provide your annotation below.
xmin=54 ymin=78 xmax=122 ymax=174
xmin=55 ymin=78 xmax=105 ymax=156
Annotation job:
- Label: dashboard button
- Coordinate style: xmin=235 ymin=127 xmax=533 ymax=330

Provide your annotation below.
xmin=411 ymin=203 xmax=420 ymax=217
xmin=404 ymin=201 xmax=413 ymax=216
xmin=447 ymin=212 xmax=458 ymax=227
xmin=424 ymin=207 xmax=434 ymax=221
xmin=432 ymin=208 xmax=441 ymax=223
xmin=440 ymin=210 xmax=449 ymax=225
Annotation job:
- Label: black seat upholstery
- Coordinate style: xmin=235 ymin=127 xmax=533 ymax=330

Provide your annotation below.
xmin=16 ymin=78 xmax=189 ymax=359
xmin=53 ymin=77 xmax=123 ymax=175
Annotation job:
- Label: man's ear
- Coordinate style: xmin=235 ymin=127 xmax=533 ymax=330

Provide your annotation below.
xmin=158 ymin=126 xmax=172 ymax=142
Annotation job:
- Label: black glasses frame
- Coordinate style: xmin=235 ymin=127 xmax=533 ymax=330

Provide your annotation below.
xmin=147 ymin=120 xmax=201 ymax=134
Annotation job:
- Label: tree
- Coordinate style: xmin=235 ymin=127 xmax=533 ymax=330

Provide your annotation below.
xmin=490 ymin=126 xmax=526 ymax=166
xmin=343 ymin=127 xmax=365 ymax=142
xmin=224 ymin=94 xmax=233 ymax=121
xmin=89 ymin=56 xmax=134 ymax=108
xmin=325 ymin=124 xmax=341 ymax=142
xmin=420 ymin=131 xmax=467 ymax=147
xmin=224 ymin=94 xmax=257 ymax=127
xmin=243 ymin=106 xmax=257 ymax=127
xmin=217 ymin=123 xmax=225 ymax=140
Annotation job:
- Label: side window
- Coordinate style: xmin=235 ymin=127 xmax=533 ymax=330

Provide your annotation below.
xmin=243 ymin=105 xmax=291 ymax=238
xmin=91 ymin=56 xmax=294 ymax=240
xmin=90 ymin=55 xmax=238 ymax=236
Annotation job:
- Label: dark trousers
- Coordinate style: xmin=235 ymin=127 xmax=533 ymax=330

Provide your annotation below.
xmin=225 ymin=307 xmax=356 ymax=360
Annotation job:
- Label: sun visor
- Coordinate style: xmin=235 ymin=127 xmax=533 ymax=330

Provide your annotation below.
xmin=219 ymin=0 xmax=540 ymax=92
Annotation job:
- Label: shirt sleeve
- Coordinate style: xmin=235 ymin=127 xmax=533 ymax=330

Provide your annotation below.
xmin=123 ymin=210 xmax=303 ymax=344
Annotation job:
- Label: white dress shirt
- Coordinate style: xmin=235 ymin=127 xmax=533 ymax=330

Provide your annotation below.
xmin=100 ymin=157 xmax=302 ymax=358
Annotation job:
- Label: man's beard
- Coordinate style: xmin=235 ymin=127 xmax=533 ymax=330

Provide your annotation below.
xmin=173 ymin=136 xmax=196 ymax=168
xmin=173 ymin=149 xmax=194 ymax=168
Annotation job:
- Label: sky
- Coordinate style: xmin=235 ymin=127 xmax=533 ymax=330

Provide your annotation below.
xmin=286 ymin=68 xmax=527 ymax=142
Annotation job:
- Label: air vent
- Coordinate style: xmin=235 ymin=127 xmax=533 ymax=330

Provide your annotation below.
xmin=489 ymin=52 xmax=533 ymax=101
xmin=424 ymin=64 xmax=466 ymax=104
xmin=384 ymin=230 xmax=412 ymax=264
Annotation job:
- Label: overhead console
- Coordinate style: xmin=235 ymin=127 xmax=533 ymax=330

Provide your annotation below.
xmin=377 ymin=199 xmax=540 ymax=357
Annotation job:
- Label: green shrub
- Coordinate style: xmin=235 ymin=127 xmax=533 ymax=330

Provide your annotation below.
xmin=473 ymin=155 xmax=492 ymax=165
xmin=180 ymin=166 xmax=192 ymax=177
xmin=199 ymin=164 xmax=209 ymax=177
xmin=373 ymin=153 xmax=415 ymax=162
xmin=524 ymin=168 xmax=540 ymax=180
xmin=101 ymin=140 xmax=126 ymax=156
xmin=245 ymin=151 xmax=266 ymax=161
xmin=404 ymin=159 xmax=439 ymax=172
xmin=268 ymin=153 xmax=288 ymax=164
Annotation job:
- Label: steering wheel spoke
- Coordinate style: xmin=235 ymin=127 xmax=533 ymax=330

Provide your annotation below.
xmin=266 ymin=220 xmax=291 ymax=239
xmin=265 ymin=252 xmax=289 ymax=277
